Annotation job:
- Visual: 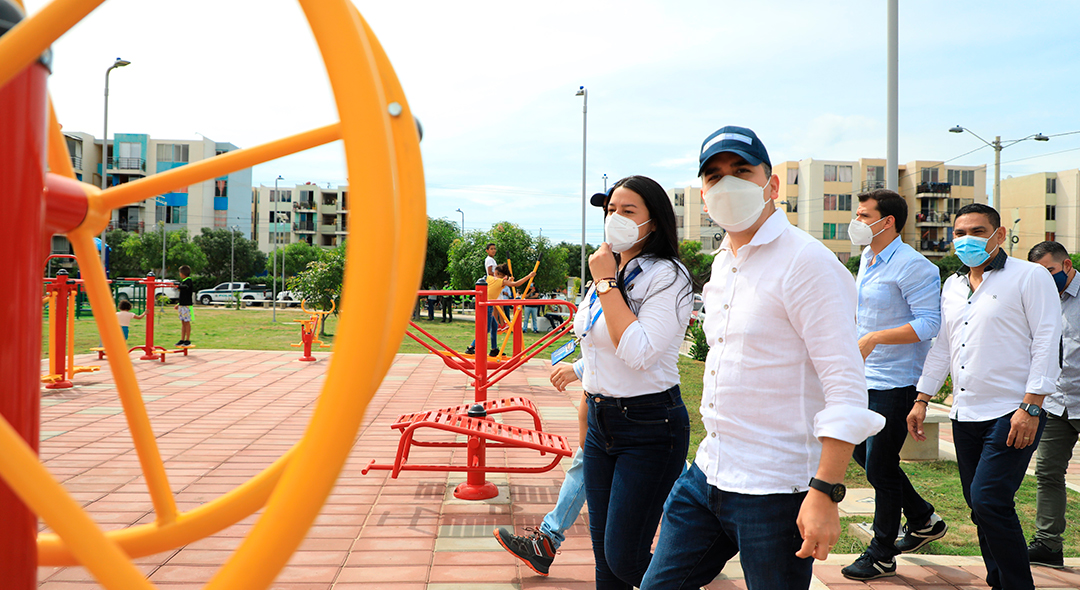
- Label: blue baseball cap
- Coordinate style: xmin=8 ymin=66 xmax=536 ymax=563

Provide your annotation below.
xmin=697 ymin=126 xmax=771 ymax=176
xmin=590 ymin=186 xmax=613 ymax=207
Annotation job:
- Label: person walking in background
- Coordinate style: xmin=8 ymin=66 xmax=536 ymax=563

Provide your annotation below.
xmin=440 ymin=282 xmax=453 ymax=323
xmin=1027 ymin=240 xmax=1079 ymax=569
xmin=174 ymin=265 xmax=194 ymax=347
xmin=522 ymin=283 xmax=540 ymax=333
xmin=842 ymin=188 xmax=947 ymax=581
xmin=909 ymin=204 xmax=1061 ymax=590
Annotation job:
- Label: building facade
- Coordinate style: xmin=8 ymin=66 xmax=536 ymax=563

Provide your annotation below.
xmin=252 ymin=183 xmax=351 ymax=252
xmin=1000 ymin=169 xmax=1080 ymax=257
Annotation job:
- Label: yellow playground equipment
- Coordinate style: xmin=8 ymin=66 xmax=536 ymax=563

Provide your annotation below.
xmin=41 ymin=270 xmax=100 ymax=388
xmin=292 ymin=298 xmax=335 ymax=361
xmin=0 ymin=0 xmax=425 ymax=589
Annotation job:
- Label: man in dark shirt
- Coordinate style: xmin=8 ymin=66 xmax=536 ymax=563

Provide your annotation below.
xmin=174 ymin=265 xmax=194 ymax=346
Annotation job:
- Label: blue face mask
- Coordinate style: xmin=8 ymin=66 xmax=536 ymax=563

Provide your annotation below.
xmin=953 ymin=235 xmax=992 ymax=267
xmin=1053 ymin=270 xmax=1069 ymax=293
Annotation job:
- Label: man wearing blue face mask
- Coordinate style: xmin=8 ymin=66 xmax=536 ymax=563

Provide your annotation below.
xmin=1026 ymin=240 xmax=1078 ymax=569
xmin=641 ymin=126 xmax=884 ymax=590
xmin=909 ymin=203 xmax=1061 ymax=590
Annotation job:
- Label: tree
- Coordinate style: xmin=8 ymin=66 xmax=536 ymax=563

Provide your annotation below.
xmin=192 ymin=227 xmax=267 ymax=282
xmin=267 ymin=241 xmax=323 ymax=279
xmin=121 ymin=227 xmax=207 ymax=280
xmin=558 ymin=241 xmax=598 ymax=282
xmin=287 ymin=243 xmax=345 ymax=335
xmin=424 ymin=217 xmax=459 ymax=289
xmin=845 ymin=254 xmax=861 ymax=275
xmin=934 ymin=254 xmax=963 ymax=284
xmin=447 ymin=222 xmax=568 ymax=293
xmin=105 ymin=229 xmax=143 ymax=278
xmin=679 ymin=241 xmax=714 ymax=291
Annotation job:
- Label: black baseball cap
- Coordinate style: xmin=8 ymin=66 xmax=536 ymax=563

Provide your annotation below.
xmin=698 ymin=126 xmax=771 ymax=176
xmin=590 ymin=186 xmax=612 ymax=208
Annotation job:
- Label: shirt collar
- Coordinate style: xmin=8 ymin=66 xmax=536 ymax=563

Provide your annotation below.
xmin=957 ymin=247 xmax=1008 ymax=275
xmin=863 ymin=235 xmax=903 ymax=265
xmin=715 ymin=208 xmax=788 ymax=254
xmin=1064 ymin=272 xmax=1080 ymax=299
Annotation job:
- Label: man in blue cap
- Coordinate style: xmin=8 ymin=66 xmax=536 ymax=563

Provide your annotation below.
xmin=641 ymin=126 xmax=883 ymax=590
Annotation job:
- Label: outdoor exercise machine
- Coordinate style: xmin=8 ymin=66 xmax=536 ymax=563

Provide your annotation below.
xmin=89 ymin=272 xmax=193 ymax=362
xmin=292 ymin=298 xmax=334 ymax=361
xmin=0 ymin=1 xmax=424 ymax=588
xmin=362 ymin=279 xmax=577 ymax=500
xmin=40 ymin=269 xmax=99 ymax=389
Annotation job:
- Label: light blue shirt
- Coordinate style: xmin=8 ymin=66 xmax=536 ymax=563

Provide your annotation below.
xmin=856 ymin=236 xmax=941 ymax=390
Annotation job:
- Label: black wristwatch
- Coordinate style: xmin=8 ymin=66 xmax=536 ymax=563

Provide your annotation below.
xmin=1019 ymin=402 xmax=1042 ymax=417
xmin=808 ymin=477 xmax=846 ymax=502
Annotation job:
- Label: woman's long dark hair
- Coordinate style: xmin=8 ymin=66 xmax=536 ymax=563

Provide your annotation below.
xmin=605 ymin=175 xmax=694 ymax=310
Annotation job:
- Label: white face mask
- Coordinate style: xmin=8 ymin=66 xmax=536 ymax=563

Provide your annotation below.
xmin=605 ymin=212 xmax=651 ymax=253
xmin=848 ymin=217 xmax=887 ymax=246
xmin=702 ymin=175 xmax=769 ymax=232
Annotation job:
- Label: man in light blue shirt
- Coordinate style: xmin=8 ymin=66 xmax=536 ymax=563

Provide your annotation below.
xmin=842 ymin=189 xmax=946 ymax=581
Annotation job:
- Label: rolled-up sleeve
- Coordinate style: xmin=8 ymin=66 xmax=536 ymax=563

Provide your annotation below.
xmin=898 ymin=258 xmax=941 ymax=342
xmin=785 ymin=244 xmax=885 ymax=444
xmin=615 ymin=265 xmax=692 ymax=371
xmin=1022 ymin=268 xmax=1063 ymax=395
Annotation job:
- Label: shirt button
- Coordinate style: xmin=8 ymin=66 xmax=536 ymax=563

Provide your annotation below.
xmin=717 ymin=337 xmax=723 ymax=343
xmin=711 ymin=432 xmax=717 ymax=437
xmin=731 ymin=268 xmax=737 ymax=273
xmin=965 ymin=322 xmax=968 ymax=325
xmin=961 ymin=366 xmax=965 ymax=369
xmin=961 ymin=343 xmax=965 ymax=347
xmin=723 ymin=304 xmax=729 ymax=310
xmin=710 ymin=370 xmax=716 ymax=375
xmin=709 ymin=403 xmax=714 ymax=408
xmin=961 ymin=388 xmax=966 ymax=391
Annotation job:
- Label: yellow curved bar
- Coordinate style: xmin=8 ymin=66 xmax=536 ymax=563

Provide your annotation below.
xmin=39 ymin=446 xmax=295 ymax=565
xmin=98 ymin=124 xmax=341 ymax=215
xmin=48 ymin=98 xmax=76 ymax=179
xmin=67 ymin=228 xmax=178 ymax=524
xmin=206 ymin=2 xmax=424 ymax=587
xmin=0 ymin=416 xmax=155 ymax=589
xmin=0 ymin=0 xmax=105 ymax=89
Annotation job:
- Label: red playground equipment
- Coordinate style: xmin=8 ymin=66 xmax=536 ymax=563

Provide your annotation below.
xmin=90 ymin=272 xmax=193 ymax=363
xmin=363 ymin=279 xmax=578 ymax=500
xmin=292 ymin=299 xmax=334 ymax=362
xmin=41 ymin=269 xmax=99 ymax=389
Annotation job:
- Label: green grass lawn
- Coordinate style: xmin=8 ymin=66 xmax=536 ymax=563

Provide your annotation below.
xmin=43 ymin=311 xmax=1080 ymax=556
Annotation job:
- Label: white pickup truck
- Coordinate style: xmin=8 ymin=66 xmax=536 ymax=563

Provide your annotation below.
xmin=196 ymin=282 xmax=273 ymax=306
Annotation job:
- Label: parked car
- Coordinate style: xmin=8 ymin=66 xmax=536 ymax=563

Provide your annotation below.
xmin=116 ymin=281 xmax=180 ymax=304
xmin=689 ymin=293 xmax=705 ymax=326
xmin=196 ymin=282 xmax=272 ymax=306
xmin=277 ymin=290 xmax=304 ymax=307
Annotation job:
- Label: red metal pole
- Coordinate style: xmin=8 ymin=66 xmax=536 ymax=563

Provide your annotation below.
xmin=45 ymin=271 xmax=74 ymax=389
xmin=0 ymin=4 xmax=49 ymax=582
xmin=139 ymin=273 xmax=161 ymax=360
xmin=299 ymin=320 xmax=316 ymax=362
xmin=455 ymin=281 xmax=498 ymax=500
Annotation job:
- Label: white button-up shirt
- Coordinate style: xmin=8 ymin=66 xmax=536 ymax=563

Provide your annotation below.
xmin=575 ymin=255 xmax=692 ymax=397
xmin=917 ymin=250 xmax=1062 ymax=422
xmin=696 ymin=209 xmax=884 ymax=495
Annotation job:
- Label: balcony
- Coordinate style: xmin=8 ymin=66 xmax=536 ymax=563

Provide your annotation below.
xmin=336 ymin=221 xmax=348 ymax=234
xmin=915 ymin=182 xmax=951 ymax=196
xmin=293 ymin=220 xmax=315 ymax=233
xmin=915 ymin=210 xmax=951 ymax=227
xmin=108 ymin=157 xmax=146 ymax=172
xmin=108 ymin=220 xmax=145 ymax=233
xmin=918 ymin=239 xmax=952 ymax=256
xmin=319 ymin=223 xmax=336 ymax=234
xmin=70 ymin=155 xmax=83 ymax=169
xmin=293 ymin=200 xmax=316 ymax=211
xmin=861 ymin=179 xmax=885 ymax=192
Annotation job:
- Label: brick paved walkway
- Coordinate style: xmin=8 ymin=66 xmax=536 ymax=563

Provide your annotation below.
xmin=30 ymin=350 xmax=1080 ymax=589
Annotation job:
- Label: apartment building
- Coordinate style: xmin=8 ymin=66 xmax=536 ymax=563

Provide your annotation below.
xmin=1000 ymin=169 xmax=1080 ymax=257
xmin=252 ymin=183 xmax=351 ymax=252
xmin=666 ymin=186 xmax=725 ymax=252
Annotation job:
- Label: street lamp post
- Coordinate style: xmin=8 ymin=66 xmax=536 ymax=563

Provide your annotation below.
xmin=272 ymin=175 xmax=283 ymax=322
xmin=100 ymin=57 xmax=130 ymax=269
xmin=949 ymin=126 xmax=1049 ymax=209
xmin=603 ymin=173 xmax=608 ymax=193
xmin=455 ymin=208 xmax=464 ymax=233
xmin=575 ymin=85 xmax=587 ymax=292
xmin=230 ymin=224 xmax=239 ymax=283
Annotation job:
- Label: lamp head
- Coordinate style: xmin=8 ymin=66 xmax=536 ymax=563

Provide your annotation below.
xmin=575 ymin=86 xmax=585 ymax=96
xmin=949 ymin=126 xmax=964 ymax=134
xmin=114 ymin=58 xmax=130 ymax=67
xmin=1034 ymin=133 xmax=1049 ymax=142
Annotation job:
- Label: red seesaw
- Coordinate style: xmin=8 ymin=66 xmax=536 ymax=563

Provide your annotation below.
xmin=362 ymin=279 xmax=577 ymax=500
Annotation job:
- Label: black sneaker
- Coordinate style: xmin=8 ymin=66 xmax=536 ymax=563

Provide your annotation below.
xmin=1028 ymin=539 xmax=1065 ymax=569
xmin=176 ymin=340 xmax=185 ymax=347
xmin=841 ymin=551 xmax=896 ymax=580
xmin=896 ymin=513 xmax=948 ymax=553
xmin=465 ymin=345 xmax=475 ymax=355
xmin=494 ymin=527 xmax=555 ymax=576
xmin=489 ymin=348 xmax=500 ymax=358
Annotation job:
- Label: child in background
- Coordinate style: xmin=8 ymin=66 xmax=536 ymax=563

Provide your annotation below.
xmin=174 ymin=265 xmax=194 ymax=347
xmin=116 ymin=300 xmax=145 ymax=341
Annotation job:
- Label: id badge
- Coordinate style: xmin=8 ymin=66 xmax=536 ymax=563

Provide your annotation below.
xmin=551 ymin=338 xmax=578 ymax=365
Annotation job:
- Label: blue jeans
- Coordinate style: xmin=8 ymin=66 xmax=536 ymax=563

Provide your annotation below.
xmin=641 ymin=463 xmax=812 ymax=590
xmin=953 ymin=412 xmax=1047 ymax=590
xmin=853 ymin=386 xmax=935 ymax=560
xmin=540 ymin=447 xmax=585 ymax=550
xmin=469 ymin=306 xmax=497 ymax=351
xmin=584 ymin=386 xmax=689 ymax=590
xmin=523 ymin=306 xmax=539 ymax=332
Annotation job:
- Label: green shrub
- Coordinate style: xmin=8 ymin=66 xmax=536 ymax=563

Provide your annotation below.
xmin=687 ymin=322 xmax=709 ymax=361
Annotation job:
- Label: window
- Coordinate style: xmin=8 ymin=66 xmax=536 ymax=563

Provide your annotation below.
xmin=786 ymin=199 xmax=798 ymax=213
xmin=156 ymin=143 xmax=189 ymax=163
xmin=867 ymin=165 xmax=884 ymax=181
xmin=787 ymin=168 xmax=799 ymax=185
xmin=1047 ymin=205 xmax=1056 ymax=221
xmin=824 ymin=195 xmax=837 ymax=211
xmin=1047 ymin=232 xmax=1057 ymax=242
xmin=947 ymin=198 xmax=962 ymax=215
xmin=921 ymin=167 xmax=939 ymax=183
xmin=962 ymin=170 xmax=974 ymax=186
xmin=824 ymin=165 xmax=837 ymax=182
xmin=1047 ymin=178 xmax=1057 ymax=194
xmin=839 ymin=194 xmax=852 ymax=211
xmin=947 ymin=169 xmax=961 ymax=185
xmin=837 ymin=223 xmax=849 ymax=241
xmin=269 ymin=189 xmax=291 ymax=203
xmin=268 ymin=211 xmax=291 ymax=223
xmin=838 ymin=165 xmax=852 ymax=183
xmin=822 ymin=223 xmax=837 ymax=240
xmin=673 ymin=190 xmax=684 ymax=206
xmin=161 ymin=206 xmax=186 ymax=224
xmin=215 ymin=179 xmax=227 ymax=197
xmin=214 ymin=211 xmax=226 ymax=227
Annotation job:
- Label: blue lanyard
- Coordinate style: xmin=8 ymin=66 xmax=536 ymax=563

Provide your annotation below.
xmin=582 ymin=266 xmax=643 ymax=338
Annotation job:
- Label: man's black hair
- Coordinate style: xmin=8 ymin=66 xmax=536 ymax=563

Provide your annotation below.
xmin=857 ymin=189 xmax=908 ymax=232
xmin=1028 ymin=240 xmax=1070 ymax=263
xmin=955 ymin=203 xmax=1000 ymax=228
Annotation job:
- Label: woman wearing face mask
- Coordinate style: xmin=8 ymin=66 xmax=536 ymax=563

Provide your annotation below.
xmin=549 ymin=175 xmax=693 ymax=590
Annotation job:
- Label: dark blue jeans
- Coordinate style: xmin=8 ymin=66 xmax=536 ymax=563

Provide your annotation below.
xmin=853 ymin=385 xmax=935 ymax=560
xmin=953 ymin=412 xmax=1047 ymax=590
xmin=640 ymin=463 xmax=812 ymax=590
xmin=584 ymin=386 xmax=689 ymax=590
xmin=468 ymin=306 xmax=497 ymax=351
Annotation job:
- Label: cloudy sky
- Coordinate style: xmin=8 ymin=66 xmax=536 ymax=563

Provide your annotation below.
xmin=28 ymin=0 xmax=1080 ymax=244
